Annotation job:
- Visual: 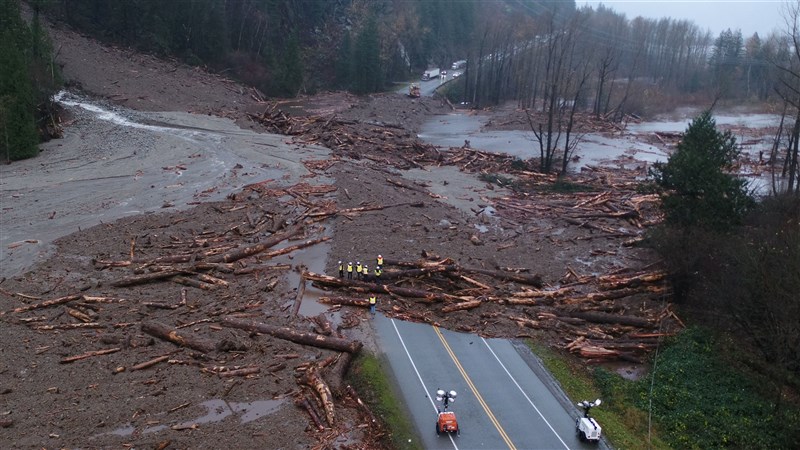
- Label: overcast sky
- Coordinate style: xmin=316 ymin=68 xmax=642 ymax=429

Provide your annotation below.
xmin=580 ymin=1 xmax=789 ymax=38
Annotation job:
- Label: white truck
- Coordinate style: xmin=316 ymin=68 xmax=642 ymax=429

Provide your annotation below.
xmin=421 ymin=68 xmax=441 ymax=81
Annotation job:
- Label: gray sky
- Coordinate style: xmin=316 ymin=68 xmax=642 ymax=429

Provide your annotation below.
xmin=580 ymin=1 xmax=788 ymax=38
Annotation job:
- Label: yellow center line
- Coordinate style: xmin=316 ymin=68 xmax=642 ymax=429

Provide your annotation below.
xmin=434 ymin=326 xmax=517 ymax=450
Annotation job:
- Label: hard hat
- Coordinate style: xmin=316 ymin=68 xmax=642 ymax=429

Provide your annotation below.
xmin=378 ymin=254 xmax=382 ymax=258
xmin=338 ymin=260 xmax=342 ymax=264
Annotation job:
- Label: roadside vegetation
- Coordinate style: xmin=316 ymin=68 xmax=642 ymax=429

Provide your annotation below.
xmin=531 ymin=327 xmax=800 ymax=450
xmin=348 ymin=353 xmax=422 ymax=450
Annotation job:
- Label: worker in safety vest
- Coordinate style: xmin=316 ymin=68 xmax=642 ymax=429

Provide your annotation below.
xmin=347 ymin=262 xmax=353 ymax=279
xmin=356 ymin=261 xmax=362 ymax=280
xmin=374 ymin=265 xmax=382 ymax=282
xmin=369 ymin=294 xmax=377 ymax=315
xmin=338 ymin=261 xmax=344 ymax=278
xmin=377 ymin=254 xmax=383 ymax=266
xmin=362 ymin=265 xmax=370 ymax=282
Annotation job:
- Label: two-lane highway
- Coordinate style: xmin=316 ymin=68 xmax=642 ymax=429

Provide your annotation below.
xmin=373 ymin=314 xmax=594 ymax=449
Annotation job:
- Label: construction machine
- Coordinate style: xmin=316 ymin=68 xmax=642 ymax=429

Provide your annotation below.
xmin=576 ymin=399 xmax=602 ymax=443
xmin=435 ymin=389 xmax=459 ymax=436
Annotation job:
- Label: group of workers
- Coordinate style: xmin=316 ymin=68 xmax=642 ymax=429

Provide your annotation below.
xmin=338 ymin=254 xmax=384 ymax=282
xmin=337 ymin=255 xmax=384 ymax=315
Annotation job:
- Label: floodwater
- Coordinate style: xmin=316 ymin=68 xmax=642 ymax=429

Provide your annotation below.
xmin=95 ymin=398 xmax=286 ymax=438
xmin=417 ymin=108 xmax=782 ymax=192
xmin=0 ymin=91 xmax=330 ymax=278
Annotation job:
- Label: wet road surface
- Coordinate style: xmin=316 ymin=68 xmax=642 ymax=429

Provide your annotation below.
xmin=374 ymin=315 xmax=603 ymax=449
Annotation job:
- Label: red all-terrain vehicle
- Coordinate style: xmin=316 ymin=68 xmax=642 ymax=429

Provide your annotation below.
xmin=434 ymin=389 xmax=460 ymax=436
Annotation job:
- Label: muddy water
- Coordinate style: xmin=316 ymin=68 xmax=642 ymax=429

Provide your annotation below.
xmin=417 ymin=109 xmax=781 ymax=193
xmin=94 ymin=398 xmax=286 ymax=438
xmin=0 ymin=91 xmax=331 ymax=278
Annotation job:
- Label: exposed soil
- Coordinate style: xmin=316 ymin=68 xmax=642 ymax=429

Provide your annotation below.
xmin=0 ymin=18 xmax=675 ymax=449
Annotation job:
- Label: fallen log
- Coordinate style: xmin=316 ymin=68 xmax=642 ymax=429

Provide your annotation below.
xmin=318 ymin=296 xmax=369 ymax=308
xmin=376 ymin=259 xmax=543 ymax=287
xmin=60 ymin=347 xmax=121 ymax=364
xmin=459 ymin=266 xmax=543 ymax=287
xmin=141 ymin=321 xmax=217 ymax=353
xmin=218 ymin=366 xmax=261 ymax=378
xmin=292 ymin=274 xmax=307 ymax=317
xmin=262 ymin=237 xmax=331 ymax=260
xmin=326 ymin=352 xmax=353 ymax=395
xmin=598 ymin=271 xmax=667 ymax=290
xmin=294 ymin=396 xmax=325 ymax=431
xmin=220 ymin=317 xmax=363 ymax=354
xmin=302 ymin=365 xmax=335 ymax=426
xmin=172 ymin=276 xmax=216 ymax=290
xmin=6 ymin=293 xmax=82 ymax=314
xmin=441 ymin=299 xmax=482 ymax=313
xmin=306 ymin=201 xmax=424 ymax=219
xmin=312 ymin=314 xmax=333 ymax=336
xmin=511 ymin=286 xmax=574 ymax=299
xmin=346 ymin=384 xmax=379 ymax=426
xmin=303 ymin=271 xmax=462 ymax=303
xmin=131 ymin=354 xmax=172 ymax=371
xmin=32 ymin=322 xmax=105 ymax=330
xmin=206 ymin=223 xmax=305 ymax=263
xmin=110 ymin=270 xmax=184 ymax=288
xmin=376 ymin=265 xmax=452 ymax=280
xmin=561 ymin=311 xmax=652 ymax=328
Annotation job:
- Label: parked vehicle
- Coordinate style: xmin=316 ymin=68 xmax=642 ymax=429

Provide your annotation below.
xmin=421 ymin=68 xmax=441 ymax=81
xmin=576 ymin=399 xmax=602 ymax=443
xmin=408 ymin=83 xmax=421 ymax=98
xmin=434 ymin=389 xmax=459 ymax=436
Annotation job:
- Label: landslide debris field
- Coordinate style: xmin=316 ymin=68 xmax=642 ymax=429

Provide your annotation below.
xmin=0 ymin=20 xmax=684 ymax=449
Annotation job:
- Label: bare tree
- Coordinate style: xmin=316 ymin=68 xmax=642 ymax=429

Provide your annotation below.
xmin=770 ymin=0 xmax=800 ymax=195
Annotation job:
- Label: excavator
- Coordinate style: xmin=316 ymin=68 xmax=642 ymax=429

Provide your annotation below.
xmin=435 ymin=389 xmax=459 ymax=436
xmin=408 ymin=83 xmax=421 ymax=98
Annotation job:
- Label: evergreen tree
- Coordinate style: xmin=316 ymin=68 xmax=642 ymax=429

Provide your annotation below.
xmin=280 ymin=34 xmax=303 ymax=96
xmin=352 ymin=17 xmax=382 ymax=94
xmin=0 ymin=0 xmax=40 ymax=161
xmin=650 ymin=111 xmax=753 ymax=230
xmin=335 ymin=32 xmax=353 ymax=90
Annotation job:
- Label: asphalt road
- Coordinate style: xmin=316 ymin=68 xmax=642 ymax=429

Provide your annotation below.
xmin=398 ymin=71 xmax=462 ymax=97
xmin=373 ymin=314 xmax=605 ymax=450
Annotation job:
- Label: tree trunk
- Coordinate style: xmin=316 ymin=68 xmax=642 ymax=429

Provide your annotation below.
xmin=220 ymin=316 xmax=363 ymax=354
xmin=141 ymin=321 xmax=217 ymax=353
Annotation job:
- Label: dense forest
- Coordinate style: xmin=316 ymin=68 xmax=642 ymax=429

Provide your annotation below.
xmin=4 ymin=0 xmax=799 ymax=166
xmin=0 ymin=0 xmax=59 ymax=161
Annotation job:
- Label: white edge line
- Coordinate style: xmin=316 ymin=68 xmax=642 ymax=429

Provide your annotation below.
xmin=391 ymin=318 xmax=459 ymax=450
xmin=481 ymin=337 xmax=571 ymax=450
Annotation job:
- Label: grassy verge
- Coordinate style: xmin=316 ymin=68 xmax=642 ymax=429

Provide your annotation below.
xmin=527 ymin=341 xmax=670 ymax=450
xmin=348 ymin=352 xmax=422 ymax=450
xmin=529 ymin=328 xmax=800 ymax=449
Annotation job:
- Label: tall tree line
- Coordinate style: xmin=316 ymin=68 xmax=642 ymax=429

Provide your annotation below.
xmin=0 ymin=0 xmax=60 ymax=162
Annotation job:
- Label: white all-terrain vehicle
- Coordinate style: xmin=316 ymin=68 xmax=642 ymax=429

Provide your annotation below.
xmin=576 ymin=399 xmax=602 ymax=443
